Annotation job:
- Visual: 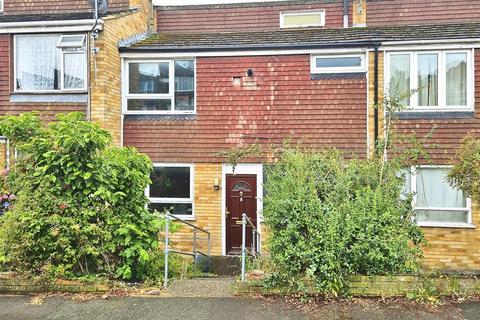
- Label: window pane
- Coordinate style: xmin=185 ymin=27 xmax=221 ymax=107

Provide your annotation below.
xmin=416 ymin=168 xmax=466 ymax=208
xmin=416 ymin=210 xmax=468 ymax=224
xmin=174 ymin=60 xmax=195 ymax=111
xmin=149 ymin=203 xmax=193 ymax=216
xmin=64 ymin=53 xmax=85 ymax=89
xmin=129 ymin=63 xmax=169 ymax=94
xmin=16 ymin=35 xmax=61 ymax=91
xmin=127 ymin=99 xmax=171 ymax=111
xmin=57 ymin=35 xmax=85 ymax=48
xmin=150 ymin=166 xmax=190 ymax=199
xmin=389 ymin=54 xmax=410 ymax=106
xmin=417 ymin=54 xmax=438 ymax=106
xmin=316 ymin=57 xmax=362 ymax=68
xmin=283 ymin=13 xmax=323 ymax=27
xmin=446 ymin=53 xmax=467 ymax=106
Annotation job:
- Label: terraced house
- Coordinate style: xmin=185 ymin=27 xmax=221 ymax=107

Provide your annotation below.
xmin=2 ymin=0 xmax=480 ymax=271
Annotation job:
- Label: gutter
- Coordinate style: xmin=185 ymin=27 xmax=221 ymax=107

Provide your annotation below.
xmin=119 ymin=41 xmax=383 ymax=53
xmin=0 ymin=19 xmax=104 ymax=34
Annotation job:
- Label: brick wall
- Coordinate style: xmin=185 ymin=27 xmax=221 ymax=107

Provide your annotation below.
xmin=367 ymin=0 xmax=480 ymax=26
xmin=0 ymin=35 xmax=87 ymax=120
xmin=123 ymin=54 xmax=368 ymax=163
xmin=2 ymin=0 xmax=130 ymax=15
xmin=156 ymin=0 xmax=349 ymax=33
xmin=90 ymin=0 xmax=154 ymax=145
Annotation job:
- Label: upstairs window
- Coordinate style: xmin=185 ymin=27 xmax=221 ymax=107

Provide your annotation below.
xmin=404 ymin=166 xmax=472 ymax=228
xmin=15 ymin=34 xmax=87 ymax=92
xmin=147 ymin=164 xmax=194 ymax=219
xmin=280 ymin=10 xmax=325 ymax=28
xmin=311 ymin=53 xmax=366 ymax=74
xmin=125 ymin=60 xmax=195 ymax=114
xmin=387 ymin=50 xmax=472 ymax=111
xmin=0 ymin=0 xmax=3 ymax=12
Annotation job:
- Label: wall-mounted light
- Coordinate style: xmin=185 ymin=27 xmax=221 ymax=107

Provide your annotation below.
xmin=213 ymin=177 xmax=220 ymax=191
xmin=246 ymin=69 xmax=254 ymax=78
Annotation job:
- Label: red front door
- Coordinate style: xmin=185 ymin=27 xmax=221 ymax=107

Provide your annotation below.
xmin=225 ymin=174 xmax=257 ymax=255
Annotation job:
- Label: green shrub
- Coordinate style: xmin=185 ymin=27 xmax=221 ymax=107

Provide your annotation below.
xmin=263 ymin=147 xmax=425 ymax=295
xmin=0 ymin=112 xmax=162 ymax=281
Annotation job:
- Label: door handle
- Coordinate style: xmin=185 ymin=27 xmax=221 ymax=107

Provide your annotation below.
xmin=226 ymin=209 xmax=230 ymax=217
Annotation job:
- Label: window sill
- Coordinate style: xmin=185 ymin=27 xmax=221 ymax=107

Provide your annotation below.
xmin=392 ymin=111 xmax=474 ymax=120
xmin=311 ymin=72 xmax=366 ymax=80
xmin=418 ymin=222 xmax=476 ymax=229
xmin=169 ymin=215 xmax=196 ymax=222
xmin=124 ymin=114 xmax=197 ymax=121
xmin=10 ymin=93 xmax=88 ymax=103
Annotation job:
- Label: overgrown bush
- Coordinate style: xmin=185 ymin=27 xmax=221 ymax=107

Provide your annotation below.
xmin=448 ymin=135 xmax=480 ymax=203
xmin=0 ymin=112 xmax=162 ymax=281
xmin=263 ymin=147 xmax=425 ymax=295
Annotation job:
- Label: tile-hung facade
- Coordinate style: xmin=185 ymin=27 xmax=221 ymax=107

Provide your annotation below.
xmin=119 ymin=0 xmax=480 ymax=270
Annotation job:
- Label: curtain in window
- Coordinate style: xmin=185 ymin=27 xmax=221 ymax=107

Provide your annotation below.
xmin=16 ymin=36 xmax=60 ymax=91
xmin=415 ymin=168 xmax=468 ymax=223
xmin=417 ymin=54 xmax=438 ymax=107
xmin=389 ymin=54 xmax=410 ymax=106
xmin=64 ymin=52 xmax=85 ymax=90
xmin=446 ymin=53 xmax=467 ymax=106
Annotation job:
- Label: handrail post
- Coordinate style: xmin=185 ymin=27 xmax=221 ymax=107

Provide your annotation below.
xmin=241 ymin=213 xmax=247 ymax=282
xmin=164 ymin=213 xmax=170 ymax=289
xmin=193 ymin=228 xmax=197 ymax=269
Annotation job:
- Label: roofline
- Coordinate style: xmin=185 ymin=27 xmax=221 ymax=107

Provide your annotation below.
xmin=0 ymin=19 xmax=104 ymax=34
xmin=154 ymin=0 xmax=339 ymax=11
xmin=119 ymin=41 xmax=382 ymax=53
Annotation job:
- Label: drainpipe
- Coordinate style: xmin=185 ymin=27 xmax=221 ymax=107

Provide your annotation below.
xmin=343 ymin=0 xmax=349 ymax=28
xmin=373 ymin=46 xmax=379 ymax=151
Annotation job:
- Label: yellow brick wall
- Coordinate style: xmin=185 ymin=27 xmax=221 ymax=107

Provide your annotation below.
xmin=167 ymin=164 xmax=223 ymax=256
xmin=367 ymin=50 xmax=384 ymax=155
xmin=89 ymin=0 xmax=153 ymax=145
xmin=421 ymin=208 xmax=480 ymax=271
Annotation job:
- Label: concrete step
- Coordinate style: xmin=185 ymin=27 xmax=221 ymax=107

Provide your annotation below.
xmin=196 ymin=255 xmax=241 ymax=276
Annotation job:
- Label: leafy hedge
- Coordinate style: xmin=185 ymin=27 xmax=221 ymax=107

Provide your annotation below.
xmin=0 ymin=112 xmax=162 ymax=281
xmin=263 ymin=148 xmax=425 ymax=295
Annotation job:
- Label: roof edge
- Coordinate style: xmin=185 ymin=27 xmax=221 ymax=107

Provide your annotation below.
xmin=154 ymin=0 xmax=340 ymax=11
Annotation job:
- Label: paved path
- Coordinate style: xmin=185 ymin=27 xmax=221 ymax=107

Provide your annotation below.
xmin=0 ymin=296 xmax=305 ymax=320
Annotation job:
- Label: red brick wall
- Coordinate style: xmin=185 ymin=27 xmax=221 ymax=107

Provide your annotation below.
xmin=0 ymin=35 xmax=86 ymax=119
xmin=367 ymin=0 xmax=480 ymax=26
xmin=156 ymin=1 xmax=349 ymax=33
xmin=123 ymin=54 xmax=367 ymax=163
xmin=393 ymin=49 xmax=480 ymax=164
xmin=2 ymin=0 xmax=130 ymax=15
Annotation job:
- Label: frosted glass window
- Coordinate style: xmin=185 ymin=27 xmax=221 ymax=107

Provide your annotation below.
xmin=64 ymin=53 xmax=85 ymax=90
xmin=281 ymin=11 xmax=325 ymax=28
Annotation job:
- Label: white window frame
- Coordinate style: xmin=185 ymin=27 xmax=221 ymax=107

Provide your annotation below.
xmin=0 ymin=0 xmax=3 ymax=13
xmin=408 ymin=165 xmax=473 ymax=228
xmin=385 ymin=49 xmax=474 ymax=112
xmin=310 ymin=53 xmax=366 ymax=74
xmin=147 ymin=163 xmax=195 ymax=220
xmin=123 ymin=59 xmax=196 ymax=115
xmin=280 ymin=10 xmax=326 ymax=29
xmin=13 ymin=34 xmax=88 ymax=93
xmin=57 ymin=34 xmax=86 ymax=48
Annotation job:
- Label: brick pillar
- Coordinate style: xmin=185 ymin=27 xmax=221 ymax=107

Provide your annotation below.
xmin=353 ymin=0 xmax=367 ymax=27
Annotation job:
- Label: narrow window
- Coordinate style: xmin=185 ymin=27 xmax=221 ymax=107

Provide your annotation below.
xmin=174 ymin=60 xmax=195 ymax=111
xmin=311 ymin=54 xmax=365 ymax=74
xmin=446 ymin=53 xmax=467 ymax=106
xmin=281 ymin=10 xmax=325 ymax=28
xmin=148 ymin=165 xmax=194 ymax=218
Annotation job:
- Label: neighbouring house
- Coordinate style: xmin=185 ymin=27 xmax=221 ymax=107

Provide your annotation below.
xmin=0 ymin=0 xmax=479 ymax=272
xmin=0 ymin=0 xmax=156 ymax=163
xmin=119 ymin=0 xmax=480 ymax=271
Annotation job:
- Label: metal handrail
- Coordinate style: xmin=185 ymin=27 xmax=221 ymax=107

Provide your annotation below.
xmin=164 ymin=212 xmax=211 ymax=288
xmin=241 ymin=213 xmax=261 ymax=282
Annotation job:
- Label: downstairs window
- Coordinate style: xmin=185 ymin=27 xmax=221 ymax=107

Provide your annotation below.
xmin=405 ymin=167 xmax=472 ymax=227
xmin=147 ymin=164 xmax=194 ymax=218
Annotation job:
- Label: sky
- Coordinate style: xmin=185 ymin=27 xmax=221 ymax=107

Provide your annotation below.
xmin=153 ymin=0 xmax=287 ymax=6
